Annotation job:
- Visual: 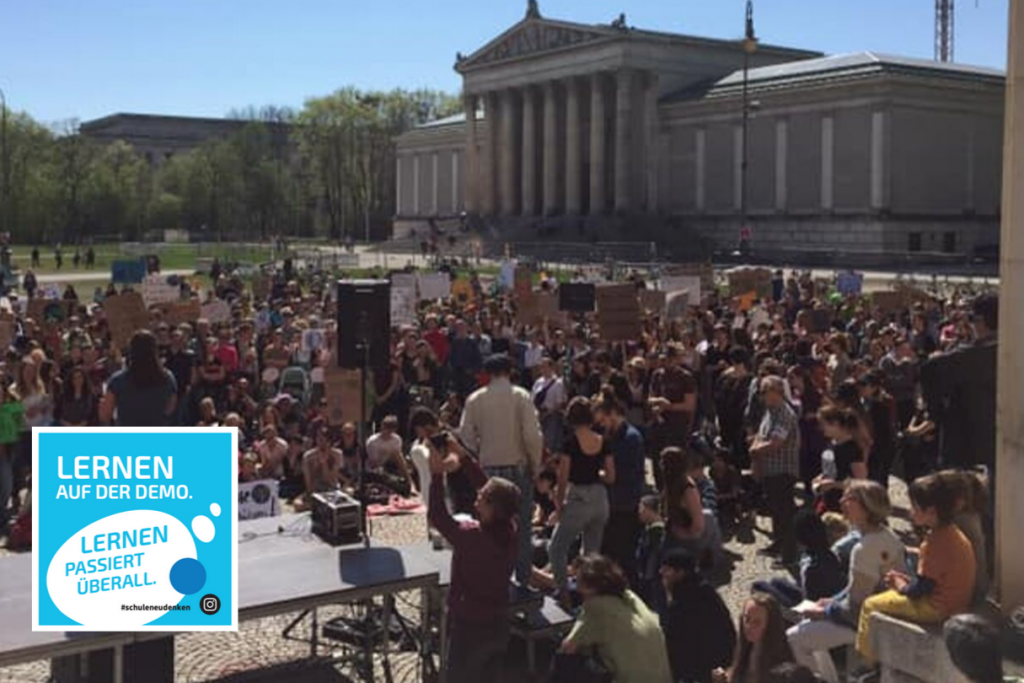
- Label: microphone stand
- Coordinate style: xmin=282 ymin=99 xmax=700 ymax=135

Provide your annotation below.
xmin=358 ymin=339 xmax=370 ymax=547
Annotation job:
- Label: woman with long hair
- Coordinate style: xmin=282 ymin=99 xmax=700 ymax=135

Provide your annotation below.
xmin=59 ymin=367 xmax=94 ymax=426
xmin=813 ymin=406 xmax=868 ymax=512
xmin=547 ymin=397 xmax=615 ymax=607
xmin=714 ymin=593 xmax=794 ymax=683
xmin=100 ymin=330 xmax=177 ymax=426
xmin=11 ymin=354 xmax=53 ymax=504
xmin=560 ymin=554 xmax=672 ymax=683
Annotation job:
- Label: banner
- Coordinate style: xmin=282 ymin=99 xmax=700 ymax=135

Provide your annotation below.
xmin=201 ymin=300 xmax=232 ymax=324
xmin=238 ymin=479 xmax=279 ymax=521
xmin=104 ymin=293 xmax=149 ymax=350
xmin=416 ymin=272 xmax=450 ymax=301
xmin=33 ymin=427 xmax=239 ymax=631
xmin=111 ymin=260 xmax=146 ymax=285
xmin=142 ymin=274 xmax=180 ymax=308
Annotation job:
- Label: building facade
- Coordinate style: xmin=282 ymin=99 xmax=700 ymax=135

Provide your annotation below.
xmin=395 ymin=4 xmax=1005 ymax=256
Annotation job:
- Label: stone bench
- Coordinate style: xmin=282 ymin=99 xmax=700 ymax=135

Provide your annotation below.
xmin=870 ymin=612 xmax=971 ymax=683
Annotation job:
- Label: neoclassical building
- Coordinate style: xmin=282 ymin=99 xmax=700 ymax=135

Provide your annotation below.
xmin=395 ymin=3 xmax=1005 ymax=256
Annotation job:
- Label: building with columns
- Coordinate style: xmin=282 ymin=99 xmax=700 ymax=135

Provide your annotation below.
xmin=395 ymin=4 xmax=1005 ymax=257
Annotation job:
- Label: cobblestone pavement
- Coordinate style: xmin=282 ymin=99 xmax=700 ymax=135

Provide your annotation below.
xmin=0 ymin=481 xmax=915 ymax=683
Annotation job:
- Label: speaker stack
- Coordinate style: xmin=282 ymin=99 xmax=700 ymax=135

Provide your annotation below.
xmin=336 ymin=280 xmax=390 ymax=370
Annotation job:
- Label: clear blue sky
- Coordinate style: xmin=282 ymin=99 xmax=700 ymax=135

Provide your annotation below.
xmin=0 ymin=0 xmax=1011 ymax=125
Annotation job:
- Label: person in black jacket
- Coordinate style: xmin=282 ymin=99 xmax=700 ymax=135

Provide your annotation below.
xmin=660 ymin=548 xmax=736 ymax=683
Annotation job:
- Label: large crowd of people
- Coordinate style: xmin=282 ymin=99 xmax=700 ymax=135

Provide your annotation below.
xmin=0 ymin=255 xmax=1015 ymax=683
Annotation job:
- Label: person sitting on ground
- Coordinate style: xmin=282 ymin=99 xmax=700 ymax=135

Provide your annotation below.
xmin=560 ymin=554 xmax=673 ymax=683
xmin=855 ymin=473 xmax=976 ymax=669
xmin=365 ymin=415 xmax=414 ymax=497
xmin=660 ymin=548 xmax=736 ymax=683
xmin=300 ymin=422 xmax=344 ymax=508
xmin=754 ymin=509 xmax=844 ymax=609
xmin=713 ymin=593 xmax=795 ymax=683
xmin=943 ymin=614 xmax=1021 ymax=683
xmin=427 ymin=434 xmax=520 ymax=683
xmin=786 ymin=480 xmax=905 ymax=683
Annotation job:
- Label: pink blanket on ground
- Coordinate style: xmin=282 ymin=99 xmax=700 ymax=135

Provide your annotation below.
xmin=366 ymin=495 xmax=426 ymax=517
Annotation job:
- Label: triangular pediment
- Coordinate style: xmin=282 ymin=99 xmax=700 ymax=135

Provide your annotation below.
xmin=457 ymin=18 xmax=619 ymax=71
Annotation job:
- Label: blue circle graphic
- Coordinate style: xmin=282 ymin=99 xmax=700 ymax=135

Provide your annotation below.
xmin=169 ymin=558 xmax=207 ymax=595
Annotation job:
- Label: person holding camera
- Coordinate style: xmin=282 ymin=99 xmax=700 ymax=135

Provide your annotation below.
xmin=427 ymin=425 xmax=522 ymax=683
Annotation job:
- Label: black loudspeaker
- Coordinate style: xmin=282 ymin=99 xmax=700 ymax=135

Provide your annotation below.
xmin=559 ymin=282 xmax=596 ymax=313
xmin=337 ymin=280 xmax=390 ymax=369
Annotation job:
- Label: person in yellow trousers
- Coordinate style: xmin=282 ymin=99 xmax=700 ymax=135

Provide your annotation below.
xmin=854 ymin=473 xmax=976 ymax=680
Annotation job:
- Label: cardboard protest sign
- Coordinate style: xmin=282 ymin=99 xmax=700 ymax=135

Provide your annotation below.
xmin=596 ymin=284 xmax=641 ymax=342
xmin=151 ymin=299 xmax=201 ymax=327
xmin=201 ymin=299 xmax=232 ymax=324
xmin=836 ymin=271 xmax=864 ymax=296
xmin=451 ymin=278 xmax=474 ymax=304
xmin=251 ymin=275 xmax=271 ymax=302
xmin=728 ymin=268 xmax=773 ymax=300
xmin=518 ymin=291 xmax=558 ymax=327
xmin=111 ymin=259 xmax=146 ymax=285
xmin=873 ymin=291 xmax=906 ymax=314
xmin=104 ymin=292 xmax=149 ymax=350
xmin=141 ymin=274 xmax=180 ymax=308
xmin=736 ymin=291 xmax=757 ymax=312
xmin=663 ymin=262 xmax=715 ymax=295
xmin=416 ymin=272 xmax=450 ymax=301
xmin=0 ymin=319 xmax=15 ymax=350
xmin=514 ymin=268 xmax=533 ymax=300
xmin=324 ymin=367 xmax=362 ymax=426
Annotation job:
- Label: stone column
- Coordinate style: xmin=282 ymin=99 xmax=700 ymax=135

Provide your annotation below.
xmin=543 ymin=81 xmax=559 ymax=215
xmin=821 ymin=115 xmax=834 ymax=210
xmin=644 ymin=72 xmax=660 ymax=212
xmin=565 ymin=77 xmax=582 ymax=215
xmin=775 ymin=119 xmax=788 ymax=211
xmin=500 ymin=89 xmax=519 ymax=216
xmin=997 ymin=0 xmax=1024 ymax=614
xmin=870 ymin=111 xmax=886 ymax=210
xmin=463 ymin=95 xmax=478 ymax=214
xmin=614 ymin=69 xmax=633 ymax=213
xmin=521 ymin=87 xmax=537 ymax=216
xmin=482 ymin=92 xmax=499 ymax=216
xmin=589 ymin=73 xmax=607 ymax=215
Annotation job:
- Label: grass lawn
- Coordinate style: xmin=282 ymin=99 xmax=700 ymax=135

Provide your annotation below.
xmin=8 ymin=243 xmax=274 ymax=275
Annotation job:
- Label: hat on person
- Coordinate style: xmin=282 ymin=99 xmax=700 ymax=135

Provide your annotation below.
xmin=660 ymin=548 xmax=698 ymax=574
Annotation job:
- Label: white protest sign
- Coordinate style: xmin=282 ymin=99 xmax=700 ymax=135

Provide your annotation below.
xmin=141 ymin=274 xmax=180 ymax=308
xmin=391 ymin=283 xmax=417 ymax=327
xmin=42 ymin=284 xmax=61 ymax=300
xmin=416 ymin=272 xmax=451 ymax=301
xmin=497 ymin=260 xmax=515 ymax=291
xmin=660 ymin=276 xmax=702 ymax=306
xmin=201 ymin=299 xmax=231 ymax=323
xmin=238 ymin=479 xmax=279 ymax=520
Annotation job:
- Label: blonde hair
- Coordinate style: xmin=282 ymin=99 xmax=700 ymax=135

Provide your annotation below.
xmin=844 ymin=479 xmax=891 ymax=527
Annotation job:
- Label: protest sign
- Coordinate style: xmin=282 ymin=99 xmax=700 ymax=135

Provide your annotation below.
xmin=238 ymin=479 xmax=279 ymax=521
xmin=104 ymin=292 xmax=149 ymax=350
xmin=324 ymin=367 xmax=362 ymax=426
xmin=152 ymin=299 xmax=201 ymax=327
xmin=663 ymin=262 xmax=715 ymax=295
xmin=728 ymin=268 xmax=773 ymax=300
xmin=301 ymin=329 xmax=326 ymax=354
xmin=33 ymin=427 xmax=239 ymax=631
xmin=736 ymin=291 xmax=757 ymax=312
xmin=836 ymin=271 xmax=864 ymax=296
xmin=518 ymin=290 xmax=558 ymax=327
xmin=638 ymin=289 xmax=667 ymax=314
xmin=665 ymin=290 xmax=692 ymax=320
xmin=451 ymin=278 xmax=474 ymax=304
xmin=390 ymin=280 xmax=418 ymax=327
xmin=28 ymin=299 xmax=75 ymax=329
xmin=141 ymin=274 xmax=180 ymax=308
xmin=201 ymin=299 xmax=232 ymax=324
xmin=559 ymin=283 xmax=596 ymax=313
xmin=41 ymin=284 xmax=61 ymax=300
xmin=0 ymin=318 xmax=16 ymax=350
xmin=514 ymin=268 xmax=533 ymax=300
xmin=660 ymin=276 xmax=702 ymax=306
xmin=498 ymin=260 xmax=516 ymax=291
xmin=873 ymin=291 xmax=906 ymax=314
xmin=111 ymin=259 xmax=146 ymax=285
xmin=596 ymin=284 xmax=641 ymax=342
xmin=251 ymin=275 xmax=271 ymax=302
xmin=416 ymin=272 xmax=450 ymax=301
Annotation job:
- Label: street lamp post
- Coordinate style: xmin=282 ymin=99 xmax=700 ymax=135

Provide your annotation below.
xmin=0 ymin=86 xmax=8 ymax=239
xmin=739 ymin=1 xmax=758 ymax=259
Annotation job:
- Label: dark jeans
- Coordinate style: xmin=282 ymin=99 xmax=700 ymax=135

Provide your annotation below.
xmin=601 ymin=508 xmax=642 ymax=587
xmin=763 ymin=473 xmax=798 ymax=563
xmin=446 ymin=616 xmax=508 ymax=683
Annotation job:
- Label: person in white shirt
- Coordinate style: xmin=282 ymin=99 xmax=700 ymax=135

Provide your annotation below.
xmin=365 ymin=415 xmax=414 ymax=496
xmin=532 ymin=356 xmax=567 ymax=454
xmin=459 ymin=354 xmax=544 ymax=586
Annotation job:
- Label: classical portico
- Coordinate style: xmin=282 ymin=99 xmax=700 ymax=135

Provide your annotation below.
xmin=395 ymin=3 xmax=1005 ymax=257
